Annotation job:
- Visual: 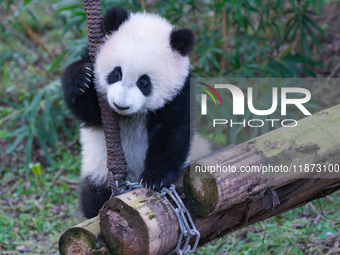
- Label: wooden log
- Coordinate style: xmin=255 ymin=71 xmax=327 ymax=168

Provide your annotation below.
xmin=99 ymin=178 xmax=340 ymax=255
xmin=99 ymin=188 xmax=179 ymax=255
xmin=196 ymin=178 xmax=340 ymax=245
xmin=59 ymin=216 xmax=110 ymax=255
xmin=183 ymin=104 xmax=340 ymax=216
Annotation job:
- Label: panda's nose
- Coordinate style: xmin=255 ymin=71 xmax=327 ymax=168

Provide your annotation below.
xmin=114 ymin=103 xmax=130 ymax=111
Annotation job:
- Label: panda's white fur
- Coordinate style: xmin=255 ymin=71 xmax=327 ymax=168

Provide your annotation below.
xmin=95 ymin=12 xmax=190 ymax=115
xmin=80 ymin=127 xmax=213 ymax=187
xmin=80 ymin=124 xmax=212 ymax=187
xmin=79 ymin=127 xmax=107 ymax=185
xmin=118 ymin=114 xmax=149 ymax=181
xmin=80 ymin=114 xmax=149 ymax=186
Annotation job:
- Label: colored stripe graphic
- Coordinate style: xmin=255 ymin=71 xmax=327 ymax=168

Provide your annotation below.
xmin=198 ymin=82 xmax=222 ymax=106
xmin=201 ymin=88 xmax=217 ymax=106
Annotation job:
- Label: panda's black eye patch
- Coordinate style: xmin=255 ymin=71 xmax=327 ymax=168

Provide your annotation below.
xmin=107 ymin=66 xmax=122 ymax=84
xmin=137 ymin=75 xmax=152 ymax=96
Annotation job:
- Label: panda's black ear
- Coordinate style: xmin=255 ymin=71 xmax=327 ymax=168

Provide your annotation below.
xmin=170 ymin=28 xmax=195 ymax=56
xmin=103 ymin=6 xmax=129 ymax=34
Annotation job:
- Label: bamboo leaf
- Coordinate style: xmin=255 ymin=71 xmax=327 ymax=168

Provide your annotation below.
xmin=48 ymin=52 xmax=67 ymax=72
xmin=36 ymin=132 xmax=53 ymax=165
xmin=303 ymin=19 xmax=322 ymax=49
xmin=283 ymin=17 xmax=298 ymax=42
xmin=6 ymin=131 xmax=27 ymax=154
xmin=289 ymin=0 xmax=297 ymax=10
xmin=304 ymin=14 xmax=326 ymax=35
xmin=301 ymin=30 xmax=311 ymax=55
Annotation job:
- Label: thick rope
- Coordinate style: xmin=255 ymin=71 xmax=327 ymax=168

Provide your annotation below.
xmin=83 ymin=0 xmax=127 ymax=195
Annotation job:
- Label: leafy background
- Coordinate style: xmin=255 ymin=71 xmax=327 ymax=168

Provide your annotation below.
xmin=1 ymin=0 xmax=340 ymax=254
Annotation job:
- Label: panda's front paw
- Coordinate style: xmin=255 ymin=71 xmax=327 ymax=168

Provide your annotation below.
xmin=62 ymin=62 xmax=95 ymax=102
xmin=140 ymin=171 xmax=181 ymax=191
xmin=76 ymin=63 xmax=94 ymax=94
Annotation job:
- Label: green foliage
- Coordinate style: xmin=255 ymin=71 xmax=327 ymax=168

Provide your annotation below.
xmin=145 ymin=0 xmax=325 ymax=78
xmin=0 ymin=153 xmax=81 ymax=253
xmin=0 ymin=1 xmax=80 ymax=172
xmin=2 ymin=80 xmax=75 ymax=171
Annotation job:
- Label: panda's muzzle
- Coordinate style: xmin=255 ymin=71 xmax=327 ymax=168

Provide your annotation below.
xmin=113 ymin=103 xmax=130 ymax=111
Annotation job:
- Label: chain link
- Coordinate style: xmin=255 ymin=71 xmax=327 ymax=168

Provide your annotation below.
xmin=159 ymin=185 xmax=200 ymax=255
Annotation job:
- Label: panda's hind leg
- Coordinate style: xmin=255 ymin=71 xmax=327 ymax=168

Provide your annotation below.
xmin=79 ymin=127 xmax=110 ymax=218
xmin=80 ymin=178 xmax=111 ymax=218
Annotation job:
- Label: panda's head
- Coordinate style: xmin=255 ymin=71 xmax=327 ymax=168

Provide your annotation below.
xmin=94 ymin=6 xmax=195 ymax=115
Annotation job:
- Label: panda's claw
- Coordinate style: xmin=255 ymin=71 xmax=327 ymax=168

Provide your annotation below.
xmin=73 ymin=63 xmax=94 ymax=95
xmin=140 ymin=170 xmax=181 ymax=192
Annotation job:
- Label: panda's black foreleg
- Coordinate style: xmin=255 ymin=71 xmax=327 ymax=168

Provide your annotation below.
xmin=80 ymin=178 xmax=112 ymax=218
xmin=140 ymin=77 xmax=191 ymax=190
xmin=141 ymin=123 xmax=190 ymax=190
xmin=61 ymin=58 xmax=102 ymax=128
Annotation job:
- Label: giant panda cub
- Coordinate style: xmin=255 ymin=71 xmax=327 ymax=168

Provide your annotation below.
xmin=62 ymin=6 xmax=208 ymax=218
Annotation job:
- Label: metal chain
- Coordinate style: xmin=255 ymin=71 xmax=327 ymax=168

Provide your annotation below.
xmin=109 ymin=180 xmax=143 ymax=198
xmin=160 ymin=185 xmax=200 ymax=255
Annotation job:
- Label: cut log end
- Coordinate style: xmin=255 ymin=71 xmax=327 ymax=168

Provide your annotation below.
xmin=59 ymin=227 xmax=98 ymax=255
xmin=183 ymin=164 xmax=218 ymax=216
xmin=99 ymin=188 xmax=180 ymax=255
xmin=99 ymin=193 xmax=149 ymax=255
xmin=58 ymin=216 xmax=111 ymax=255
